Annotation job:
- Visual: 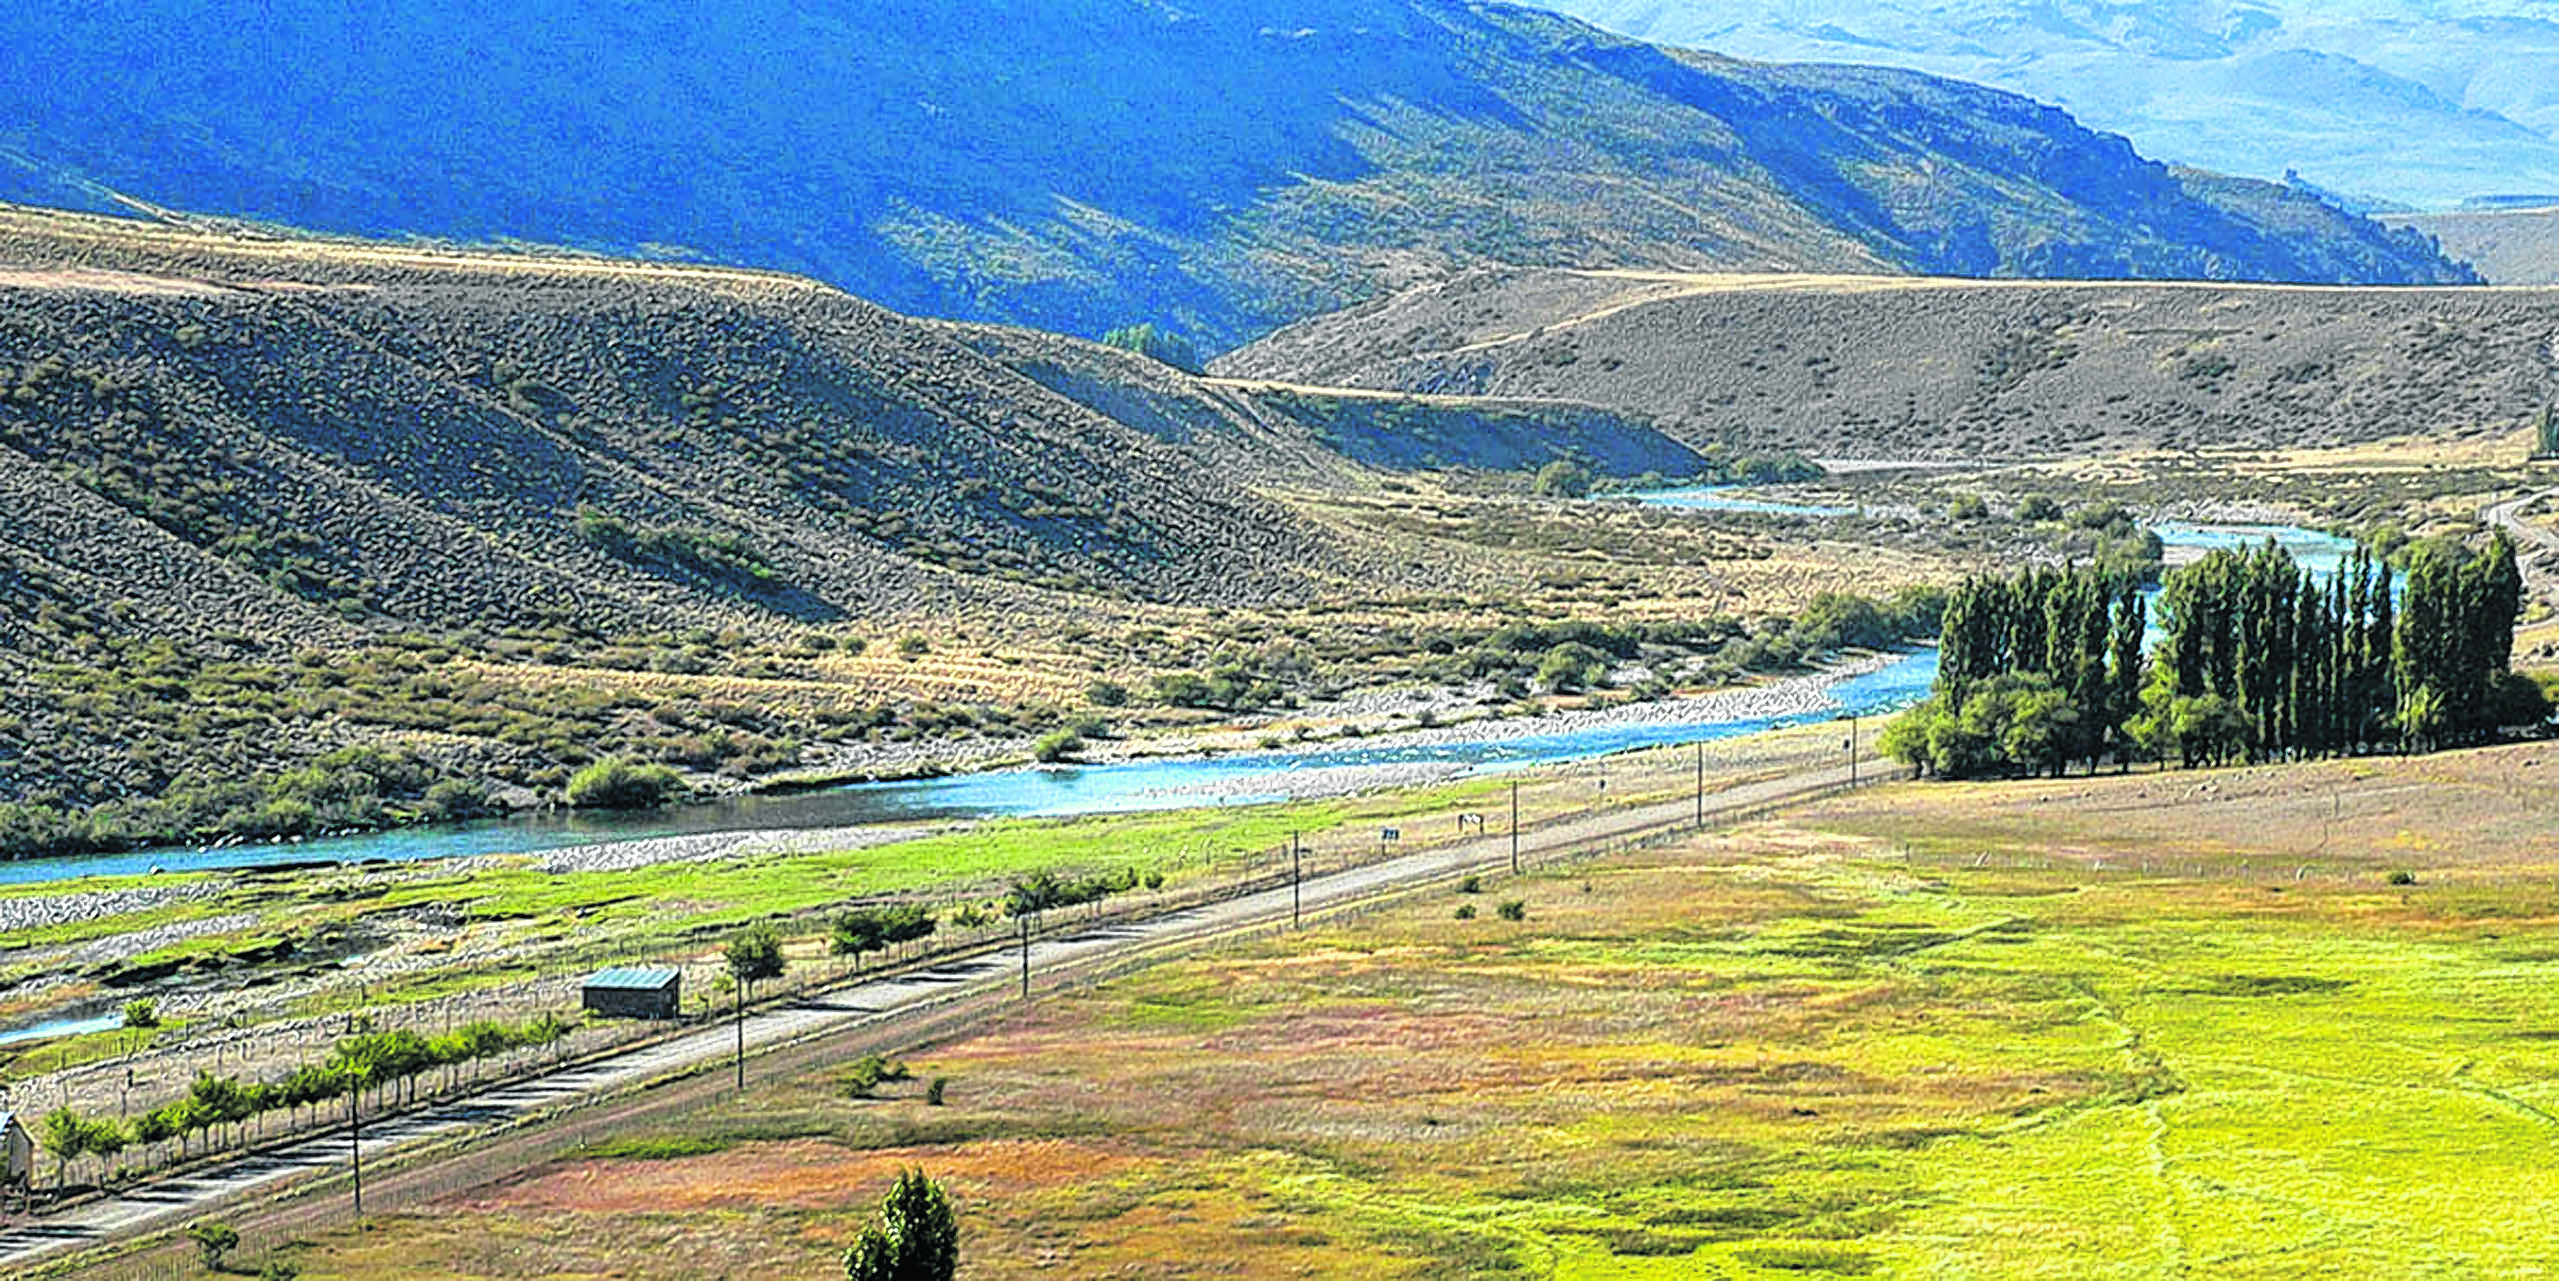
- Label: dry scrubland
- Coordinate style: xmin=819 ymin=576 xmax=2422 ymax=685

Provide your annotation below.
xmin=1219 ymin=269 xmax=2559 ymax=460
xmin=241 ymin=744 xmax=2559 ymax=1279
xmin=2392 ymin=207 xmax=2559 ymax=286
xmin=0 ymin=205 xmax=1923 ymax=823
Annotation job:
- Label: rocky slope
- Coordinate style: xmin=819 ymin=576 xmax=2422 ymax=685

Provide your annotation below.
xmin=0 ymin=0 xmax=2471 ymax=351
xmin=1219 ymin=268 xmax=2559 ymax=459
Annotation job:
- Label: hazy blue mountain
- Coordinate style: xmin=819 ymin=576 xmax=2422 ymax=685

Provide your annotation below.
xmin=0 ymin=0 xmax=2469 ymax=348
xmin=1544 ymin=1 xmax=2559 ymax=210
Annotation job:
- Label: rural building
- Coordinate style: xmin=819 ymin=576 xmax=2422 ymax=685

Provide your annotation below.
xmin=1 ymin=1110 xmax=29 ymax=1188
xmin=581 ymin=966 xmax=683 ymax=1020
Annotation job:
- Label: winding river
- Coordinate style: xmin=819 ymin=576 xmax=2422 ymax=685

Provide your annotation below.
xmin=0 ymin=497 xmax=2352 ymax=889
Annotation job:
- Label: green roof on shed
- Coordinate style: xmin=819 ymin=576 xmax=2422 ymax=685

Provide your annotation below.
xmin=584 ymin=966 xmax=681 ymax=991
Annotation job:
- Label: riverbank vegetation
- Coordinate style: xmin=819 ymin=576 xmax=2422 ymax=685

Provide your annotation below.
xmin=0 ymin=578 xmax=1946 ymax=862
xmin=1887 ymin=533 xmax=2543 ymax=778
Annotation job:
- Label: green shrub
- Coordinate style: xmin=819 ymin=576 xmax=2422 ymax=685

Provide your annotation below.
xmin=1531 ymin=460 xmax=1593 ymax=498
xmin=1454 ymin=904 xmax=1478 ymax=921
xmin=565 ymin=757 xmax=685 ymax=809
xmin=1496 ymin=900 xmax=1527 ymax=922
xmin=844 ymin=1053 xmax=913 ymax=1098
xmin=1100 ymin=323 xmax=1203 ymax=374
xmin=1032 ymin=730 xmax=1085 ymax=763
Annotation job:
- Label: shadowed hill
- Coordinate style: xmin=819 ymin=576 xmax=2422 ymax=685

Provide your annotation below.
xmin=0 ymin=0 xmax=2470 ymax=350
xmin=1219 ymin=268 xmax=2559 ymax=459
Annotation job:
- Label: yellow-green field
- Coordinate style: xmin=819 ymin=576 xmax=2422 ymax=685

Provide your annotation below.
xmin=262 ymin=748 xmax=2559 ymax=1278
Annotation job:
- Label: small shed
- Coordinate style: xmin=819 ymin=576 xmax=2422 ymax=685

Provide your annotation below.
xmin=582 ymin=966 xmax=683 ymax=1020
xmin=1 ymin=1110 xmax=30 ymax=1188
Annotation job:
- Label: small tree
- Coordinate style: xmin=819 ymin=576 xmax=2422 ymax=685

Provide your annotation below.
xmin=123 ymin=997 xmax=161 ymax=1030
xmin=40 ymin=1107 xmax=89 ymax=1187
xmin=843 ymin=1168 xmax=961 ymax=1281
xmin=1031 ymin=729 xmax=1084 ymax=764
xmin=831 ymin=911 xmax=888 ymax=967
xmin=188 ymin=1219 xmax=241 ymax=1271
xmin=725 ymin=923 xmax=788 ymax=1088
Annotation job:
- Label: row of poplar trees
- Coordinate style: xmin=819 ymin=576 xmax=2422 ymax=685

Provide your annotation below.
xmin=1887 ymin=533 xmax=2536 ymax=777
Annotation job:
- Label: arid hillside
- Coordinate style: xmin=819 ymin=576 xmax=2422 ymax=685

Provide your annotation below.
xmin=2393 ymin=207 xmax=2559 ymax=286
xmin=0 ymin=207 xmax=1708 ymax=648
xmin=0 ymin=206 xmax=1720 ymax=824
xmin=1219 ymin=269 xmax=2559 ymax=459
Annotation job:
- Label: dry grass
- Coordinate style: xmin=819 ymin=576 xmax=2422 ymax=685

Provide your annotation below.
xmin=267 ymin=745 xmax=2559 ymax=1279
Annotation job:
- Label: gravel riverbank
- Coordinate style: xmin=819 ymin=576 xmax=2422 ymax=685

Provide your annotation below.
xmin=1134 ymin=654 xmax=1903 ymax=804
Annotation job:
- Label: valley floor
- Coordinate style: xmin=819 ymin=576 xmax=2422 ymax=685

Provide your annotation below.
xmin=245 ymin=744 xmax=2559 ymax=1279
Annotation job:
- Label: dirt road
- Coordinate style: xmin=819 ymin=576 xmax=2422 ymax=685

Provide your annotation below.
xmin=2484 ymin=489 xmax=2559 ymax=608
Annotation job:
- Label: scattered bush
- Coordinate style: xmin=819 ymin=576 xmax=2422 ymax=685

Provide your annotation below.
xmin=1497 ymin=900 xmax=1527 ymax=921
xmin=1531 ymin=460 xmax=1594 ymax=499
xmin=843 ymin=1053 xmax=913 ymax=1098
xmin=187 ymin=1220 xmax=240 ymax=1271
xmin=1100 ymin=323 xmax=1203 ymax=374
xmin=574 ymin=505 xmax=778 ymax=586
xmin=1457 ymin=874 xmax=1482 ymax=894
xmin=564 ymin=757 xmax=685 ymax=809
xmin=2387 ymin=870 xmax=2417 ymax=886
xmin=1032 ymin=730 xmax=1085 ymax=763
xmin=1454 ymin=904 xmax=1478 ymax=920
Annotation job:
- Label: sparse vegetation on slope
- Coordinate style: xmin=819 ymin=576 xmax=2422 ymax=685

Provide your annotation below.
xmin=0 ymin=209 xmax=1967 ymax=857
xmin=1221 ymin=269 xmax=2559 ymax=459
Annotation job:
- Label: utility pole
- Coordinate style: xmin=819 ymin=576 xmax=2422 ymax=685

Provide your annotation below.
xmin=1018 ymin=914 xmax=1032 ymax=1001
xmin=349 ymin=1087 xmax=363 ymax=1222
xmin=1694 ymin=742 xmax=1705 ymax=828
xmin=1509 ymin=780 xmax=1521 ymax=875
xmin=1291 ymin=832 xmax=1302 ymax=930
xmin=1849 ymin=714 xmax=1860 ymax=787
xmin=735 ymin=980 xmax=746 ymax=1092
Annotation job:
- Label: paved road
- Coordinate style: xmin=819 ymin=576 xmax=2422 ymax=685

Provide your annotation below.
xmin=0 ymin=759 xmax=1880 ymax=1269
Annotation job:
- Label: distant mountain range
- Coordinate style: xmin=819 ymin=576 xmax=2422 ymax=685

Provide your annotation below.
xmin=0 ymin=0 xmax=2471 ymax=350
xmin=1543 ymin=1 xmax=2559 ymax=212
